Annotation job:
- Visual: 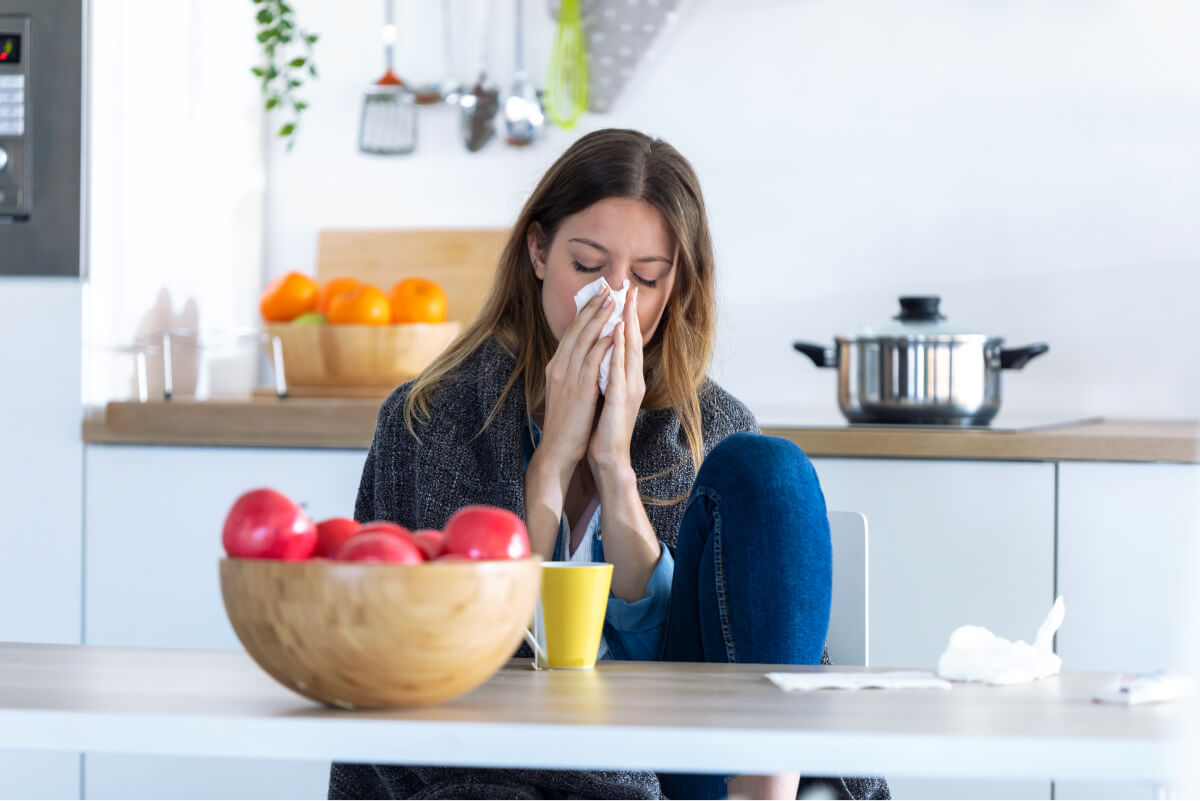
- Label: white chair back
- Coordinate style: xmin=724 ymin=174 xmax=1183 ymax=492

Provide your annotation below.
xmin=827 ymin=511 xmax=869 ymax=666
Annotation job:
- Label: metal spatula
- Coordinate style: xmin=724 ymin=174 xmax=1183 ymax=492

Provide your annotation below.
xmin=358 ymin=0 xmax=416 ymax=155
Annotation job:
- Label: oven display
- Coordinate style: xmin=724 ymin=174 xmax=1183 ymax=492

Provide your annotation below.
xmin=0 ymin=34 xmax=19 ymax=64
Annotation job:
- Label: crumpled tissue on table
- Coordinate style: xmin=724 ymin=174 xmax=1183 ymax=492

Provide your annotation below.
xmin=937 ymin=596 xmax=1065 ymax=685
xmin=766 ymin=671 xmax=951 ymax=692
xmin=573 ymin=277 xmax=630 ymax=395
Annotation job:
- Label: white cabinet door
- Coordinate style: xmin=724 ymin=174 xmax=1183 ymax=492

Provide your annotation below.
xmin=84 ymin=754 xmax=329 ymax=800
xmin=810 ymin=457 xmax=1056 ymax=801
xmin=0 ymin=281 xmax=84 ymax=800
xmin=84 ymin=445 xmax=367 ymax=649
xmin=83 ymin=444 xmax=365 ymax=799
xmin=1054 ymin=461 xmax=1200 ymax=801
xmin=0 ymin=280 xmax=82 ymax=645
xmin=0 ymin=751 xmax=79 ymax=799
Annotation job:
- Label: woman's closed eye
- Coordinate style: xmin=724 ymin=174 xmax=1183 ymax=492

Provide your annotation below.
xmin=572 ymin=260 xmax=658 ymax=288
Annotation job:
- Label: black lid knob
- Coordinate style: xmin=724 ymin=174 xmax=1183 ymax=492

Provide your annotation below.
xmin=895 ymin=295 xmax=946 ymax=322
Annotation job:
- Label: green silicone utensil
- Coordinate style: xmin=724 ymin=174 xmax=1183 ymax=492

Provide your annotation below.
xmin=545 ymin=0 xmax=587 ymax=128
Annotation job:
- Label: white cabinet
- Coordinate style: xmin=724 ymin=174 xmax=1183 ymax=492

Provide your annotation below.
xmin=1053 ymin=461 xmax=1200 ymax=801
xmin=810 ymin=458 xmax=1057 ymax=670
xmin=0 ymin=751 xmax=79 ymax=800
xmin=83 ymin=754 xmax=330 ymax=800
xmin=0 ymin=280 xmax=83 ymax=645
xmin=82 ymin=444 xmax=367 ymax=799
xmin=1056 ymin=462 xmax=1200 ymax=671
xmin=0 ymin=281 xmax=84 ymax=798
xmin=84 ymin=445 xmax=367 ymax=649
xmin=811 ymin=457 xmax=1056 ymax=801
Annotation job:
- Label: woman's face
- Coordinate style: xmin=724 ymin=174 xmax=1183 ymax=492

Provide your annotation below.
xmin=528 ymin=197 xmax=679 ymax=343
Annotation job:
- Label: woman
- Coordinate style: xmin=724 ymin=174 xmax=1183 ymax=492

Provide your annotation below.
xmin=329 ymin=129 xmax=888 ymax=801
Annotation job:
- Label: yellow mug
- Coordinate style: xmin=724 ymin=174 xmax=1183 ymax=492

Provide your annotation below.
xmin=523 ymin=561 xmax=613 ymax=670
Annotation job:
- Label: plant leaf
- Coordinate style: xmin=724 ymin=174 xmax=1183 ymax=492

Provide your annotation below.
xmin=265 ymin=96 xmax=280 ymax=110
xmin=278 ymin=122 xmax=295 ymax=137
xmin=288 ymin=57 xmax=306 ymax=68
xmin=308 ymin=64 xmax=317 ymax=78
xmin=255 ymin=8 xmax=273 ymax=24
xmin=288 ymin=79 xmax=301 ymax=89
xmin=250 ymin=66 xmax=266 ymax=77
xmin=304 ymin=33 xmax=318 ymax=45
xmin=294 ymin=100 xmax=309 ymax=110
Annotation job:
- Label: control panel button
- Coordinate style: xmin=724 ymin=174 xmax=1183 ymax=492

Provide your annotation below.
xmin=0 ymin=119 xmax=21 ymax=136
xmin=0 ymin=145 xmax=8 ymax=171
xmin=0 ymin=75 xmax=22 ymax=88
xmin=0 ymin=104 xmax=22 ymax=118
xmin=0 ymin=185 xmax=20 ymax=207
xmin=0 ymin=88 xmax=22 ymax=104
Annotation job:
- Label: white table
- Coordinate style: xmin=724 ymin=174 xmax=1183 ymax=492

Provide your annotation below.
xmin=0 ymin=643 xmax=1186 ymax=783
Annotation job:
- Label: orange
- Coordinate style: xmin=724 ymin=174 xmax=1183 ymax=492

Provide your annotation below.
xmin=260 ymin=272 xmax=319 ymax=322
xmin=389 ymin=278 xmax=449 ymax=323
xmin=316 ymin=276 xmax=362 ymax=314
xmin=326 ymin=284 xmax=392 ymax=325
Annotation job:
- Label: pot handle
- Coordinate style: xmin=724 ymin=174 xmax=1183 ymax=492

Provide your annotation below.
xmin=1000 ymin=343 xmax=1049 ymax=370
xmin=793 ymin=341 xmax=838 ymax=368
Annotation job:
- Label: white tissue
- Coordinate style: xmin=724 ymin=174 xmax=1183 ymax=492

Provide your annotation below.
xmin=766 ymin=671 xmax=952 ymax=692
xmin=572 ymin=277 xmax=630 ymax=394
xmin=936 ymin=596 xmax=1066 ymax=685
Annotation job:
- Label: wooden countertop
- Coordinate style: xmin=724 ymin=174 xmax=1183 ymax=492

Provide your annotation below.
xmin=0 ymin=642 xmax=1180 ymax=781
xmin=82 ymin=398 xmax=1200 ymax=463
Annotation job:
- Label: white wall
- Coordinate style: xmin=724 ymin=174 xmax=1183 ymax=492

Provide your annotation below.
xmin=264 ymin=0 xmax=1198 ymax=422
xmin=87 ymin=0 xmax=265 ymax=402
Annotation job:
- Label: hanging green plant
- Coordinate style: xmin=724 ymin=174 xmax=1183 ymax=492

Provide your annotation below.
xmin=250 ymin=0 xmax=318 ymax=151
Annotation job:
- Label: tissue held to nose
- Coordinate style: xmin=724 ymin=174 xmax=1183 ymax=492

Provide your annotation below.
xmin=572 ymin=277 xmax=630 ymax=394
xmin=937 ymin=596 xmax=1065 ymax=685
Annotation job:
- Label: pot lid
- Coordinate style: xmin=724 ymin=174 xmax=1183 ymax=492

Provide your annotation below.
xmin=855 ymin=295 xmax=988 ymax=337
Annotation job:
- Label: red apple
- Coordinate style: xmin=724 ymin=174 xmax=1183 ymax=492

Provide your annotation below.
xmin=315 ymin=517 xmax=360 ymax=558
xmin=411 ymin=529 xmax=444 ymax=560
xmin=357 ymin=520 xmax=410 ymax=538
xmin=442 ymin=505 xmax=531 ymax=561
xmin=336 ymin=531 xmax=424 ymax=564
xmin=222 ymin=488 xmax=317 ymax=561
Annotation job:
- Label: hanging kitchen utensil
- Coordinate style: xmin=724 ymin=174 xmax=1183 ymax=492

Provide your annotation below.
xmin=793 ymin=295 xmax=1050 ymax=427
xmin=544 ymin=0 xmax=587 ymax=128
xmin=437 ymin=0 xmax=463 ymax=104
xmin=504 ymin=0 xmax=544 ymax=146
xmin=459 ymin=0 xmax=499 ymax=151
xmin=548 ymin=0 xmax=685 ymax=113
xmin=413 ymin=0 xmax=457 ymax=104
xmin=358 ymin=0 xmax=417 ymax=155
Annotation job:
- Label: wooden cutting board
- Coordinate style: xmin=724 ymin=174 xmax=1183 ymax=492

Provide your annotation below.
xmin=317 ymin=229 xmax=509 ymax=325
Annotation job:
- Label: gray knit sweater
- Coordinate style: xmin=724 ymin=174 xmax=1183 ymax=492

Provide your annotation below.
xmin=329 ymin=338 xmax=889 ymax=800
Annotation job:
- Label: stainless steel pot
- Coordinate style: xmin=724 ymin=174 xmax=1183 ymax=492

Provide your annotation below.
xmin=793 ymin=296 xmax=1048 ymax=426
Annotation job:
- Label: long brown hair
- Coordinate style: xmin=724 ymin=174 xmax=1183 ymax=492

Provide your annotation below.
xmin=404 ymin=128 xmax=717 ymax=500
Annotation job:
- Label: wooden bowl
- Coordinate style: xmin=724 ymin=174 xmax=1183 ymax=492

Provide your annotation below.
xmin=219 ymin=557 xmax=540 ymax=709
xmin=266 ymin=322 xmax=463 ymax=388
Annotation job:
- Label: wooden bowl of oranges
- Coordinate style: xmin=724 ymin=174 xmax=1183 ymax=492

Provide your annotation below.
xmin=260 ymin=274 xmax=462 ymax=390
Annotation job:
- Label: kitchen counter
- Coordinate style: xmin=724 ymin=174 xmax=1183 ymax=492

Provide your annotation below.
xmin=81 ymin=399 xmax=1200 ymax=463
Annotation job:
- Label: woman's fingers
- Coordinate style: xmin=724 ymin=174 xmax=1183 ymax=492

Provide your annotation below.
xmin=570 ymin=291 xmax=616 ymax=376
xmin=557 ymin=284 xmax=611 ymax=359
xmin=624 ymin=287 xmax=643 ymax=381
xmin=608 ymin=320 xmax=626 ymax=394
xmin=584 ymin=333 xmax=614 ymax=379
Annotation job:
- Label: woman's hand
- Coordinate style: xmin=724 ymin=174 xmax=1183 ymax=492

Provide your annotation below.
xmin=587 ymin=286 xmax=645 ymax=490
xmin=535 ymin=284 xmax=616 ymax=489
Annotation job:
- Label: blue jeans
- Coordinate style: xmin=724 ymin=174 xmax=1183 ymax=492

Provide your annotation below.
xmin=656 ymin=432 xmax=833 ymax=800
